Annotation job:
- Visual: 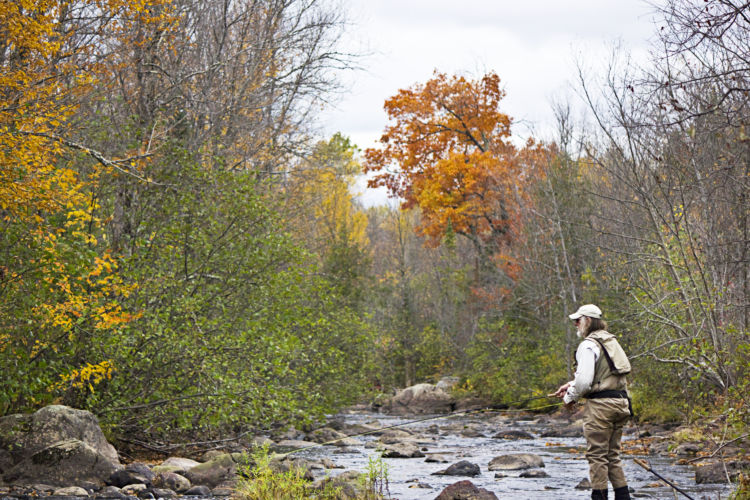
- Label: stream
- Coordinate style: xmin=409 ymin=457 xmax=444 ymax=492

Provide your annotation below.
xmin=297 ymin=410 xmax=737 ymax=500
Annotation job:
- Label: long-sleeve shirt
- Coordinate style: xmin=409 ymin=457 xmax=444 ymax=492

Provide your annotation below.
xmin=564 ymin=339 xmax=601 ymax=404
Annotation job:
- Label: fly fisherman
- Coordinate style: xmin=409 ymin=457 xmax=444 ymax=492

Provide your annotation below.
xmin=550 ymin=304 xmax=633 ymax=500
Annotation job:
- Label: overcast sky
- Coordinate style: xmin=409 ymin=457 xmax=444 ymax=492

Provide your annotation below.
xmin=321 ymin=0 xmax=659 ymax=204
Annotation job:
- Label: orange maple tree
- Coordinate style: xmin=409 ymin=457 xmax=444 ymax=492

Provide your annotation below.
xmin=364 ymin=71 xmax=546 ymax=279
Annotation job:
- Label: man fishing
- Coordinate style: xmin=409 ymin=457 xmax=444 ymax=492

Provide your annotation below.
xmin=550 ymin=304 xmax=633 ymax=500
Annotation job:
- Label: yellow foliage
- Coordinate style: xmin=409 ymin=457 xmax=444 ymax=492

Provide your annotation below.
xmin=54 ymin=360 xmax=114 ymax=392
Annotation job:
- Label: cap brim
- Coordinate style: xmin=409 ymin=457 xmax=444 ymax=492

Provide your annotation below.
xmin=568 ymin=312 xmax=583 ymax=320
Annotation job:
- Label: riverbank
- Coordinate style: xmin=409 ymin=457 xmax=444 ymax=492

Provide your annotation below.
xmin=1 ymin=402 xmax=747 ymax=499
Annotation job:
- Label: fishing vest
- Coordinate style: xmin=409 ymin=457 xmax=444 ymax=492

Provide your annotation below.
xmin=583 ymin=330 xmax=630 ymax=395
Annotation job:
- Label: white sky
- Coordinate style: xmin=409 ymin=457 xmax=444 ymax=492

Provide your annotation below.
xmin=321 ymin=0 xmax=659 ymax=205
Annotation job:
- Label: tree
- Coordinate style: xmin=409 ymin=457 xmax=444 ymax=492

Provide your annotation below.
xmin=363 ymin=71 xmax=546 ymax=285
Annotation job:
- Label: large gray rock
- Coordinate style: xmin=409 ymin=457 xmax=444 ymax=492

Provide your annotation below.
xmin=3 ymin=438 xmax=121 ymax=486
xmin=434 ymin=480 xmax=498 ymax=499
xmin=0 ymin=405 xmax=121 ymax=485
xmin=487 ymin=453 xmax=544 ymax=471
xmin=0 ymin=406 xmax=118 ymax=465
xmin=384 ymin=383 xmax=455 ymax=415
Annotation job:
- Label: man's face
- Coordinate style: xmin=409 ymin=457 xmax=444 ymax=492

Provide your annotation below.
xmin=575 ymin=316 xmax=589 ymax=337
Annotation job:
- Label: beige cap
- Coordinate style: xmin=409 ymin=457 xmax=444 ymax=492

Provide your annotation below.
xmin=569 ymin=304 xmax=602 ymax=320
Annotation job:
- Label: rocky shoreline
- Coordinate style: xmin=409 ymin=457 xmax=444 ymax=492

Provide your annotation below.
xmin=1 ymin=383 xmax=747 ymax=499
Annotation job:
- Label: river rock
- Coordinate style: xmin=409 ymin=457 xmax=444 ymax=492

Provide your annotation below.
xmin=673 ymin=442 xmax=701 ymax=456
xmin=184 ymin=485 xmax=211 ymax=496
xmin=488 ymin=453 xmax=544 ymax=471
xmin=493 ymin=429 xmax=534 ymax=440
xmin=151 ymin=487 xmax=176 ymax=497
xmin=380 ymin=442 xmax=425 ymax=458
xmin=520 ymin=469 xmax=549 ymax=478
xmin=309 ymin=470 xmax=362 ymax=499
xmin=121 ymin=483 xmax=147 ymax=495
xmin=434 ymin=480 xmax=498 ymax=500
xmin=307 ymin=427 xmax=349 ymax=444
xmin=384 ymin=383 xmax=455 ymax=415
xmin=152 ymin=471 xmax=191 ymax=493
xmin=271 ymin=439 xmax=320 ymax=453
xmin=54 ymin=486 xmax=91 ymax=496
xmin=96 ymin=485 xmax=127 ymax=498
xmin=108 ymin=463 xmax=154 ymax=488
xmin=184 ymin=453 xmax=238 ymax=488
xmin=694 ymin=460 xmax=750 ymax=483
xmin=432 ymin=460 xmax=481 ymax=477
xmin=160 ymin=457 xmax=199 ymax=472
xmin=3 ymin=438 xmax=121 ymax=487
xmin=0 ymin=405 xmax=121 ymax=483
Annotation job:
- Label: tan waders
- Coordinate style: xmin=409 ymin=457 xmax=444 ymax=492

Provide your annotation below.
xmin=584 ymin=397 xmax=631 ymax=499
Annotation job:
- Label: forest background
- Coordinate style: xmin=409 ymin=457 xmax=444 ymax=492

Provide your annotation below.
xmin=1 ymin=0 xmax=748 ymax=451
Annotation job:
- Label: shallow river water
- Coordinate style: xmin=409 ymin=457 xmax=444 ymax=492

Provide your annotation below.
xmin=297 ymin=411 xmax=736 ymax=500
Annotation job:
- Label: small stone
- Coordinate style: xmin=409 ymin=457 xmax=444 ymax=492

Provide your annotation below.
xmin=54 ymin=486 xmax=90 ymax=496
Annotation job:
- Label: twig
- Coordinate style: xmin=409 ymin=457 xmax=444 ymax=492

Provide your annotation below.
xmin=686 ymin=433 xmax=750 ymax=463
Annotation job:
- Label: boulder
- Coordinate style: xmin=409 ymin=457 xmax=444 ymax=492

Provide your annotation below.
xmin=380 ymin=442 xmax=425 ymax=458
xmin=384 ymin=383 xmax=455 ymax=415
xmin=432 ymin=460 xmax=481 ymax=477
xmin=487 ymin=453 xmax=544 ymax=471
xmin=0 ymin=405 xmax=121 ymax=482
xmin=434 ymin=480 xmax=498 ymax=500
xmin=3 ymin=438 xmax=121 ymax=487
xmin=694 ymin=460 xmax=750 ymax=484
xmin=184 ymin=453 xmax=238 ymax=489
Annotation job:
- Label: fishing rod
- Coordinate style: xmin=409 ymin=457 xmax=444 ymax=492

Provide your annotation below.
xmin=283 ymin=394 xmax=562 ymax=456
xmin=633 ymin=458 xmax=696 ymax=500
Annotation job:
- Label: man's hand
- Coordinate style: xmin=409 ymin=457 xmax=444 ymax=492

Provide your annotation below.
xmin=548 ymin=382 xmax=570 ymax=399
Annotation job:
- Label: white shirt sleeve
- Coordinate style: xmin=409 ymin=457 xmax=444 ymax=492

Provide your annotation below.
xmin=564 ymin=339 xmax=601 ymax=403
